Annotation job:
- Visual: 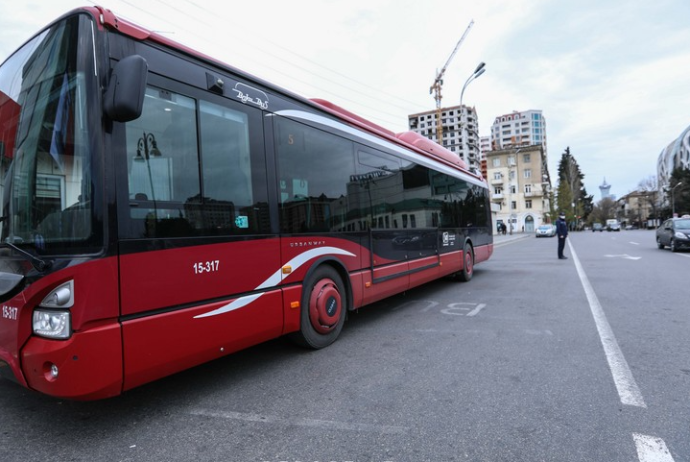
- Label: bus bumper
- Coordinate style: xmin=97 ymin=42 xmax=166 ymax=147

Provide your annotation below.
xmin=21 ymin=322 xmax=123 ymax=400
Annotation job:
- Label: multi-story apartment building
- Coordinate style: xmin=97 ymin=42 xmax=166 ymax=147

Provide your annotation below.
xmin=485 ymin=144 xmax=552 ymax=234
xmin=657 ymin=123 xmax=690 ymax=201
xmin=408 ymin=105 xmax=481 ymax=172
xmin=490 ymin=109 xmax=546 ymax=151
xmin=616 ymin=190 xmax=660 ymax=229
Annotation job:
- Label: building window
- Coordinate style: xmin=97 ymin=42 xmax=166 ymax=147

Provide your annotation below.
xmin=510 ymin=185 xmax=516 ymax=194
xmin=511 ymin=201 xmax=516 ymax=210
xmin=494 ymin=187 xmax=503 ymax=195
xmin=524 ymin=184 xmax=532 ymax=193
xmin=493 ymin=172 xmax=502 ymax=180
xmin=524 ymin=168 xmax=532 ymax=179
xmin=523 ymin=153 xmax=531 ymax=162
xmin=492 ymin=158 xmax=500 ymax=167
xmin=525 ymin=200 xmax=532 ymax=209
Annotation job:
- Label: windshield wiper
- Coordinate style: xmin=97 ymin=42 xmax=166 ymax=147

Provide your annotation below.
xmin=0 ymin=242 xmax=52 ymax=271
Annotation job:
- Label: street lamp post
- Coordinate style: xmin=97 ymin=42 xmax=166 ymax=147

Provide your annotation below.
xmin=671 ymin=181 xmax=683 ymax=217
xmin=459 ymin=62 xmax=486 ymax=164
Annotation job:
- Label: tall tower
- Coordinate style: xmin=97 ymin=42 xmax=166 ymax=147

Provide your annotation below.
xmin=599 ymin=178 xmax=611 ymax=199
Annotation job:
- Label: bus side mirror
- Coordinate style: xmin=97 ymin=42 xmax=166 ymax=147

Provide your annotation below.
xmin=104 ymin=55 xmax=148 ymax=122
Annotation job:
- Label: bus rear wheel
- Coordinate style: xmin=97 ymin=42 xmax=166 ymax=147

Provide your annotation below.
xmin=291 ymin=266 xmax=347 ymax=349
xmin=457 ymin=243 xmax=474 ymax=282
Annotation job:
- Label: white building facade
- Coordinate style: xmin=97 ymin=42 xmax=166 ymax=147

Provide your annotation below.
xmin=490 ymin=109 xmax=546 ymax=152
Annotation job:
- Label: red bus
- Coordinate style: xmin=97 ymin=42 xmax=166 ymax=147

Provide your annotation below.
xmin=0 ymin=6 xmax=493 ymax=400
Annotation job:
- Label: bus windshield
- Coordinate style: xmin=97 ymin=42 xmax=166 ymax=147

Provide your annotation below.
xmin=0 ymin=15 xmax=96 ymax=255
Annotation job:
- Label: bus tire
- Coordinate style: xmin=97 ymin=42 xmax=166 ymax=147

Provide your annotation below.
xmin=457 ymin=243 xmax=474 ymax=282
xmin=290 ymin=266 xmax=347 ymax=349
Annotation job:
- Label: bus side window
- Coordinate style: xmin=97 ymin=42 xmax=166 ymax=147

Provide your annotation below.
xmin=274 ymin=116 xmax=355 ymax=234
xmin=199 ymin=99 xmax=262 ymax=234
xmin=124 ymin=86 xmax=200 ymax=237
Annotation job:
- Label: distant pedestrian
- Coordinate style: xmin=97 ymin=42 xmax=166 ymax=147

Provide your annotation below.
xmin=556 ymin=212 xmax=568 ymax=260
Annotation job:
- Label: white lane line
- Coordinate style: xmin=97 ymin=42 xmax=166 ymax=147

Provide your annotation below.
xmin=188 ymin=408 xmax=406 ymax=434
xmin=633 ymin=434 xmax=675 ymax=462
xmin=630 ymin=241 xmax=640 ymax=245
xmin=568 ymin=241 xmax=647 ymax=408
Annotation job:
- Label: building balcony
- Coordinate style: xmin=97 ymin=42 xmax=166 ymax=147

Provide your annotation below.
xmin=524 ymin=190 xmax=544 ymax=197
xmin=490 ymin=178 xmax=504 ymax=185
xmin=491 ymin=193 xmax=504 ymax=201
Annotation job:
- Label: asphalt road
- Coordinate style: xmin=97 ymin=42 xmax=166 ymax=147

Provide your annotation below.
xmin=0 ymin=229 xmax=687 ymax=462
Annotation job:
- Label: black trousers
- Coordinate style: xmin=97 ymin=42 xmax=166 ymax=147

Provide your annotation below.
xmin=558 ymin=237 xmax=566 ymax=258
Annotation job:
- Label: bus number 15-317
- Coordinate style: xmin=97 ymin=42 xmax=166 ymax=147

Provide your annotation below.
xmin=193 ymin=260 xmax=220 ymax=274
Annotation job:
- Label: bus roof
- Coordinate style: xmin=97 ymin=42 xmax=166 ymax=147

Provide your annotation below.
xmin=90 ymin=5 xmax=480 ymax=179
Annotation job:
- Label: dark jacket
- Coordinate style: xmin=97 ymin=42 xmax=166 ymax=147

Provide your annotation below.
xmin=556 ymin=218 xmax=568 ymax=237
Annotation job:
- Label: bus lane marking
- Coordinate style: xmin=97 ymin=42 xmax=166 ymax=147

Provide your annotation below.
xmin=633 ymin=433 xmax=675 ymax=462
xmin=188 ymin=408 xmax=406 ymax=435
xmin=441 ymin=302 xmax=486 ymax=316
xmin=568 ymin=241 xmax=646 ymax=408
xmin=390 ymin=300 xmax=439 ymax=312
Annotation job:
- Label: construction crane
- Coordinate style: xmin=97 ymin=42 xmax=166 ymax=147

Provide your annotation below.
xmin=429 ymin=19 xmax=474 ymax=144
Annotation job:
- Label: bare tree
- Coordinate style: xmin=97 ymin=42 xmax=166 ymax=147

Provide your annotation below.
xmin=637 ymin=175 xmax=660 ymax=223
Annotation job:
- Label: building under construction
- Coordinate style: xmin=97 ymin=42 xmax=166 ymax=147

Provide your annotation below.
xmin=407 ymin=105 xmax=481 ymax=172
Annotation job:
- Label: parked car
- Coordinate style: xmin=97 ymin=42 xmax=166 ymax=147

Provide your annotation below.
xmin=535 ymin=224 xmax=556 ymax=237
xmin=592 ymin=223 xmax=604 ymax=232
xmin=607 ymin=222 xmax=621 ymax=232
xmin=656 ymin=216 xmax=690 ymax=252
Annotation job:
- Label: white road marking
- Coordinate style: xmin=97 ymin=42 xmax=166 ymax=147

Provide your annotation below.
xmin=633 ymin=434 xmax=675 ymax=462
xmin=568 ymin=241 xmax=647 ymax=408
xmin=391 ymin=299 xmax=438 ymax=312
xmin=466 ymin=303 xmax=486 ymax=317
xmin=188 ymin=408 xmax=406 ymax=434
xmin=604 ymin=254 xmax=641 ymax=260
xmin=630 ymin=241 xmax=640 ymax=245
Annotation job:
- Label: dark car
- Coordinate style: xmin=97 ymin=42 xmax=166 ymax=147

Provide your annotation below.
xmin=656 ymin=216 xmax=690 ymax=252
xmin=592 ymin=223 xmax=604 ymax=232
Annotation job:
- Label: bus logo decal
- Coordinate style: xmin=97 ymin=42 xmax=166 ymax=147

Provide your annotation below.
xmin=232 ymin=83 xmax=269 ymax=109
xmin=194 ymin=246 xmax=354 ymax=319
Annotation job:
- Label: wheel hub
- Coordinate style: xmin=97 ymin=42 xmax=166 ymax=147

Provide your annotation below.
xmin=308 ymin=278 xmax=342 ymax=334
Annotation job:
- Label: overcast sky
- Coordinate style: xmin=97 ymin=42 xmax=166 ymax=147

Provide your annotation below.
xmin=1 ymin=0 xmax=689 ymax=199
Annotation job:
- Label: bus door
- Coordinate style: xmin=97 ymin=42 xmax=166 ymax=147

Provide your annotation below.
xmin=115 ymin=79 xmax=282 ymax=390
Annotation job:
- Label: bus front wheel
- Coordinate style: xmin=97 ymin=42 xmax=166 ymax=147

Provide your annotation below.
xmin=291 ymin=266 xmax=347 ymax=349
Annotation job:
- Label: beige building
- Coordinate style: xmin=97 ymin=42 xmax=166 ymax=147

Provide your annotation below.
xmin=616 ymin=190 xmax=660 ymax=228
xmin=485 ymin=144 xmax=552 ymax=234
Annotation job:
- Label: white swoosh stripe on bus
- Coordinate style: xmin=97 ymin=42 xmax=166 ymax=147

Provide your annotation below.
xmin=194 ymin=246 xmax=355 ymax=319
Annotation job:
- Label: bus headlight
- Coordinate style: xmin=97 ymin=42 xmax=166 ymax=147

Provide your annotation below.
xmin=32 ymin=310 xmax=71 ymax=339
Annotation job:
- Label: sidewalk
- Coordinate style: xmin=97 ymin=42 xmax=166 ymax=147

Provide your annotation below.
xmin=493 ymin=232 xmax=531 ymax=246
